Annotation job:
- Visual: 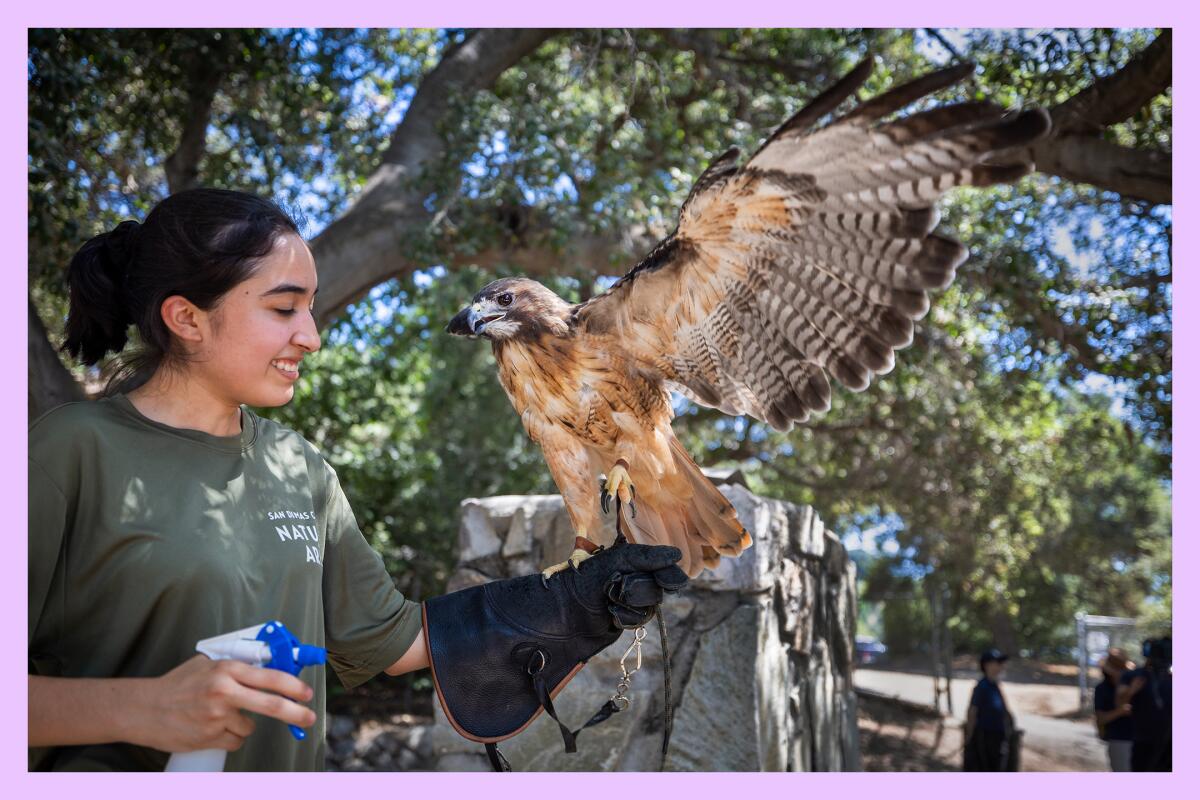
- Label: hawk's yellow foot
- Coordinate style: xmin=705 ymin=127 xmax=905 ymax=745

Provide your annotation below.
xmin=601 ymin=459 xmax=637 ymax=517
xmin=540 ymin=536 xmax=602 ymax=585
xmin=540 ymin=548 xmax=594 ymax=579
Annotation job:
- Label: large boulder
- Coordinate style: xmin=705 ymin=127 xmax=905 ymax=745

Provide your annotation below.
xmin=430 ymin=483 xmax=860 ymax=771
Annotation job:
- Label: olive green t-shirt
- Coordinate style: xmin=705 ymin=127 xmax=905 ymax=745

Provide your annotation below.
xmin=28 ymin=395 xmax=422 ymax=771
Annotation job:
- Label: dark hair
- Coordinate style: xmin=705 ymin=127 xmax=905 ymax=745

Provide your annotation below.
xmin=1143 ymin=636 xmax=1171 ymax=667
xmin=62 ymin=188 xmax=301 ymax=392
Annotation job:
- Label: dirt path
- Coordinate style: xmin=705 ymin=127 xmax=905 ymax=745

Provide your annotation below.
xmin=855 ymin=667 xmax=1108 ymax=771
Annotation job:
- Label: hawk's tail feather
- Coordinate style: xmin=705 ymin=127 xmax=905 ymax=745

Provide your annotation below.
xmin=618 ymin=436 xmax=753 ymax=577
xmin=620 ymin=500 xmax=707 ymax=578
xmin=671 ymin=437 xmax=752 ymax=576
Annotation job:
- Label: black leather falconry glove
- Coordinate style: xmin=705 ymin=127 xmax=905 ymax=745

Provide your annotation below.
xmin=421 ymin=542 xmax=687 ymax=755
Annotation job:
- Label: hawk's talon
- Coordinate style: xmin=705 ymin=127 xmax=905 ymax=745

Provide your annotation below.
xmin=599 ymin=463 xmax=636 ymax=517
xmin=541 ymin=547 xmax=595 ymax=581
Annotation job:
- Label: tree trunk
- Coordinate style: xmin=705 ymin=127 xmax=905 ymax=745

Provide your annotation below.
xmin=163 ymin=34 xmax=228 ymax=194
xmin=28 ymin=298 xmax=84 ymax=421
xmin=990 ymin=610 xmax=1019 ymax=658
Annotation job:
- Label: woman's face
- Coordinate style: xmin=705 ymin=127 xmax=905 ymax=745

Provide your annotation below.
xmin=195 ymin=233 xmax=321 ymax=408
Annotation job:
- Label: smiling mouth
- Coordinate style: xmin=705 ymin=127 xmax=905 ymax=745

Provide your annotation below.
xmin=272 ymin=359 xmax=301 ymax=378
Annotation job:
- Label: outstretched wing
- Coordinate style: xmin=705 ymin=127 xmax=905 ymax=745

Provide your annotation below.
xmin=572 ymin=58 xmax=1051 ymax=431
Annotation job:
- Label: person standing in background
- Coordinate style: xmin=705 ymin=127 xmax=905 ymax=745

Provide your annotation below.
xmin=1094 ymin=648 xmax=1135 ymax=771
xmin=964 ymin=648 xmax=1015 ymax=771
xmin=1119 ymin=637 xmax=1172 ymax=772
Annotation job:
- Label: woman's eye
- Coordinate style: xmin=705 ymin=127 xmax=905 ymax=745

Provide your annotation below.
xmin=275 ymin=308 xmax=297 ymax=317
xmin=498 ymin=293 xmax=513 ymax=307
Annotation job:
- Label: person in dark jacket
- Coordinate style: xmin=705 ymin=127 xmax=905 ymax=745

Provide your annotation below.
xmin=1119 ymin=637 xmax=1172 ymax=772
xmin=1094 ymin=648 xmax=1135 ymax=770
xmin=964 ymin=648 xmax=1016 ymax=771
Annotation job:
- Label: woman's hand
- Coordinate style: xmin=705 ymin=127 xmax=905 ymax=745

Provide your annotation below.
xmin=128 ymin=655 xmax=317 ymax=754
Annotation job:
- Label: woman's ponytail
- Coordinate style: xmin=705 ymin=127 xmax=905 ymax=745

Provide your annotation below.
xmin=62 ymin=220 xmax=141 ymax=366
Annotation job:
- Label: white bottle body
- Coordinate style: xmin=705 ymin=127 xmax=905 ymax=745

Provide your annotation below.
xmin=164 ymin=623 xmax=279 ymax=772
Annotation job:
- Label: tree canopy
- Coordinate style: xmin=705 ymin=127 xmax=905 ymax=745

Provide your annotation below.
xmin=28 ymin=28 xmax=1171 ymax=652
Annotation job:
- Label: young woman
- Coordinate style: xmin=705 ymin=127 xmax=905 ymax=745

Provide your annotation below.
xmin=29 ymin=188 xmax=685 ymax=771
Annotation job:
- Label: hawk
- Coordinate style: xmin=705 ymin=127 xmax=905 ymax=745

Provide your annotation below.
xmin=447 ymin=58 xmax=1051 ymax=578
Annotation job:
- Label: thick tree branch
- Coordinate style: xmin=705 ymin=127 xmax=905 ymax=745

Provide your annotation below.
xmin=1033 ymin=134 xmax=1171 ymax=205
xmin=310 ymin=30 xmax=1173 ymax=334
xmin=995 ymin=31 xmax=1172 ymax=206
xmin=1051 ymin=30 xmax=1171 ymax=135
xmin=449 ymin=220 xmax=660 ymax=280
xmin=163 ymin=35 xmax=227 ymax=194
xmin=311 ymin=29 xmax=553 ymax=326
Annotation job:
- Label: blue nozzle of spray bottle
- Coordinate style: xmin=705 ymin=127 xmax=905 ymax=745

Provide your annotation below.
xmin=254 ymin=620 xmax=326 ymax=740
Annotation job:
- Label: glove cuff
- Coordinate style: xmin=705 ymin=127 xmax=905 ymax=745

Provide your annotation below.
xmin=422 ymin=582 xmax=603 ymax=744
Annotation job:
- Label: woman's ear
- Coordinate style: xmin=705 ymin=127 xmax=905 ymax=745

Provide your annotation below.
xmin=159 ymin=295 xmax=207 ymax=345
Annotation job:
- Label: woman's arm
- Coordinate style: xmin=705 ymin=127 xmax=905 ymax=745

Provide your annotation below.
xmin=1096 ymin=704 xmax=1132 ymax=726
xmin=29 ymin=656 xmax=316 ymax=751
xmin=30 ymin=674 xmax=153 ymax=748
xmin=1116 ymin=675 xmax=1144 ymax=706
xmin=384 ymin=629 xmax=430 ymax=676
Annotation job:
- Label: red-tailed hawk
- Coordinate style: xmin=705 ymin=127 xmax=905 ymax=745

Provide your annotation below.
xmin=447 ymin=58 xmax=1051 ymax=577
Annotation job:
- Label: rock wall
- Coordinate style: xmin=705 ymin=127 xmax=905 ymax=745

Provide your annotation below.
xmin=429 ymin=481 xmax=860 ymax=772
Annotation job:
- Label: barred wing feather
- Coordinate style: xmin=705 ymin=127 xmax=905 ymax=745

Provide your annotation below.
xmin=572 ymin=58 xmax=1051 ymax=431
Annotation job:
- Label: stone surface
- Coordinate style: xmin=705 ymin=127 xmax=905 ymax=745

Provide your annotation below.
xmin=665 ymin=599 xmax=792 ymax=771
xmin=457 ymin=500 xmax=502 ymax=562
xmin=435 ymin=752 xmax=492 ymax=772
xmin=429 ymin=487 xmax=859 ymax=772
xmin=326 ymin=716 xmax=437 ymax=772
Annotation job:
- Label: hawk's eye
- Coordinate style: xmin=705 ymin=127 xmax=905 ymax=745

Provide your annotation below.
xmin=497 ymin=292 xmax=514 ymax=307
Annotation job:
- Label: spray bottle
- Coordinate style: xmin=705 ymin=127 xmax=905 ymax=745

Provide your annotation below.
xmin=164 ymin=620 xmax=326 ymax=771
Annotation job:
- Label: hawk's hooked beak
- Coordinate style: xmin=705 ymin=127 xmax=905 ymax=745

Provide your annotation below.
xmin=446 ymin=306 xmax=476 ymax=337
xmin=447 ymin=305 xmax=505 ymax=337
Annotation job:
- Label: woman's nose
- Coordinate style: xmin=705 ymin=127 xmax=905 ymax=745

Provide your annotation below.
xmin=294 ymin=311 xmax=322 ymax=352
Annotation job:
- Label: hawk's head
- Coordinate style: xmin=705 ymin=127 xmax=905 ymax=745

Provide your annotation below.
xmin=446 ymin=278 xmax=570 ymax=341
